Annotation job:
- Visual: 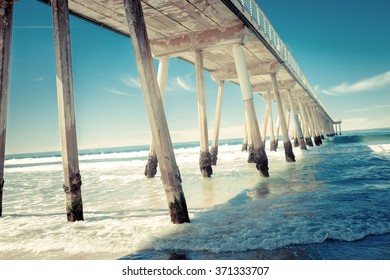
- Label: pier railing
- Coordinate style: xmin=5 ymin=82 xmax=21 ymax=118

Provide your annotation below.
xmin=234 ymin=0 xmax=333 ymax=121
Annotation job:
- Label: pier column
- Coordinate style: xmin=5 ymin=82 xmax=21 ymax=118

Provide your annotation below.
xmin=52 ymin=0 xmax=83 ymax=221
xmin=0 ymin=1 xmax=13 ymax=217
xmin=123 ymin=0 xmax=190 ymax=223
xmin=195 ymin=50 xmax=212 ymax=177
xmin=309 ymin=107 xmax=322 ymax=145
xmin=210 ymin=80 xmax=224 ymax=165
xmin=232 ymin=44 xmax=269 ymax=177
xmin=299 ymin=100 xmax=313 ymax=146
xmin=144 ymin=57 xmax=169 ymax=178
xmin=245 ymin=109 xmax=255 ymax=163
xmin=242 ymin=119 xmax=248 ymax=151
xmin=266 ymin=96 xmax=277 ymax=151
xmin=262 ymin=96 xmax=270 ymax=147
xmin=286 ymin=90 xmax=306 ymax=150
xmin=270 ymin=73 xmax=295 ymax=162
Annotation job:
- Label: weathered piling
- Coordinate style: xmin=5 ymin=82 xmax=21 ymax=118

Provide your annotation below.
xmin=0 ymin=1 xmax=13 ymax=217
xmin=270 ymin=73 xmax=295 ymax=162
xmin=123 ymin=0 xmax=190 ymax=223
xmin=51 ymin=0 xmax=83 ymax=221
xmin=298 ymin=100 xmax=314 ymax=147
xmin=266 ymin=97 xmax=277 ymax=151
xmin=144 ymin=57 xmax=169 ymax=178
xmin=286 ymin=89 xmax=306 ymax=150
xmin=245 ymin=110 xmax=255 ymax=163
xmin=233 ymin=44 xmax=269 ymax=177
xmin=241 ymin=120 xmax=248 ymax=151
xmin=195 ymin=50 xmax=212 ymax=177
xmin=261 ymin=97 xmax=269 ymax=148
xmin=210 ymin=81 xmax=224 ymax=166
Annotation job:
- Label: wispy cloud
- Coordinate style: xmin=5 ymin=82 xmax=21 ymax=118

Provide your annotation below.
xmin=121 ymin=77 xmax=141 ymax=89
xmin=347 ymin=104 xmax=390 ymax=113
xmin=31 ymin=76 xmax=44 ymax=82
xmin=105 ymin=88 xmax=140 ymax=97
xmin=322 ymin=70 xmax=390 ymax=96
xmin=173 ymin=75 xmax=196 ymax=92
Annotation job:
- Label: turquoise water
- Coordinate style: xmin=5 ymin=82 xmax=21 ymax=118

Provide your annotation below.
xmin=1 ymin=129 xmax=390 ymax=259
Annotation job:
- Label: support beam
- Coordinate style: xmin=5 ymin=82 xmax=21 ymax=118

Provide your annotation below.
xmin=261 ymin=97 xmax=270 ymax=147
xmin=309 ymin=107 xmax=322 ymax=146
xmin=0 ymin=1 xmax=13 ymax=217
xmin=270 ymin=73 xmax=295 ymax=162
xmin=151 ymin=24 xmax=248 ymax=58
xmin=245 ymin=109 xmax=255 ymax=163
xmin=144 ymin=57 xmax=169 ymax=178
xmin=52 ymin=0 xmax=83 ymax=222
xmin=211 ymin=61 xmax=278 ymax=81
xmin=210 ymin=80 xmax=224 ymax=166
xmin=286 ymin=90 xmax=306 ymax=150
xmin=298 ymin=99 xmax=313 ymax=147
xmin=241 ymin=119 xmax=248 ymax=151
xmin=266 ymin=96 xmax=277 ymax=151
xmin=123 ymin=0 xmax=189 ymax=223
xmin=195 ymin=50 xmax=212 ymax=177
xmin=233 ymin=44 xmax=269 ymax=177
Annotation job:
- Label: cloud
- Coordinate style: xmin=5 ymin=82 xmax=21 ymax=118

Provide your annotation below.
xmin=347 ymin=104 xmax=390 ymax=113
xmin=105 ymin=88 xmax=140 ymax=97
xmin=31 ymin=76 xmax=44 ymax=82
xmin=322 ymin=70 xmax=390 ymax=96
xmin=175 ymin=75 xmax=196 ymax=92
xmin=121 ymin=77 xmax=141 ymax=89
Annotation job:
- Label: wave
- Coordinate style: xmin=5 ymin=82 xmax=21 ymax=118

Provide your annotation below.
xmin=331 ymin=133 xmax=390 ymax=145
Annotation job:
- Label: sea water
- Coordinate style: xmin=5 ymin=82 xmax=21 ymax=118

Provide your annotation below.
xmin=1 ymin=128 xmax=389 ymax=260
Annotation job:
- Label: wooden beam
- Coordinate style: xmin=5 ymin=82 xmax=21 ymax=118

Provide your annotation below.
xmin=232 ymin=44 xmax=269 ymax=177
xmin=210 ymin=80 xmax=224 ymax=166
xmin=123 ymin=0 xmax=189 ymax=223
xmin=151 ymin=24 xmax=247 ymax=57
xmin=0 ymin=1 xmax=13 ymax=217
xmin=270 ymin=73 xmax=295 ymax=162
xmin=195 ymin=50 xmax=212 ymax=177
xmin=51 ymin=0 xmax=83 ymax=221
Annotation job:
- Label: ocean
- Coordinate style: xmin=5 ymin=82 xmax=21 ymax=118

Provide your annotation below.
xmin=1 ymin=128 xmax=390 ymax=260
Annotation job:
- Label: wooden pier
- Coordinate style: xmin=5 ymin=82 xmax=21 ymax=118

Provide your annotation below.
xmin=0 ymin=0 xmax=337 ymax=223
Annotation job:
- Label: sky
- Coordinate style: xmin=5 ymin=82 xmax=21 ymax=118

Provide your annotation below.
xmin=5 ymin=0 xmax=390 ymax=154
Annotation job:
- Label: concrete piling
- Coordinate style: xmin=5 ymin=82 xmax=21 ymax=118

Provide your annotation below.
xmin=0 ymin=0 xmax=13 ymax=217
xmin=144 ymin=57 xmax=169 ymax=178
xmin=52 ymin=0 xmax=84 ymax=221
xmin=233 ymin=44 xmax=269 ymax=177
xmin=270 ymin=73 xmax=295 ymax=162
xmin=123 ymin=0 xmax=190 ymax=223
xmin=195 ymin=50 xmax=212 ymax=177
xmin=210 ymin=81 xmax=224 ymax=166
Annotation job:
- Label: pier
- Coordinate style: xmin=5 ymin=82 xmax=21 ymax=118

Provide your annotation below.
xmin=0 ymin=0 xmax=337 ymax=223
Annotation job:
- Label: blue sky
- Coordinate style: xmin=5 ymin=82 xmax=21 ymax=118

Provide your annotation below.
xmin=5 ymin=0 xmax=390 ymax=154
